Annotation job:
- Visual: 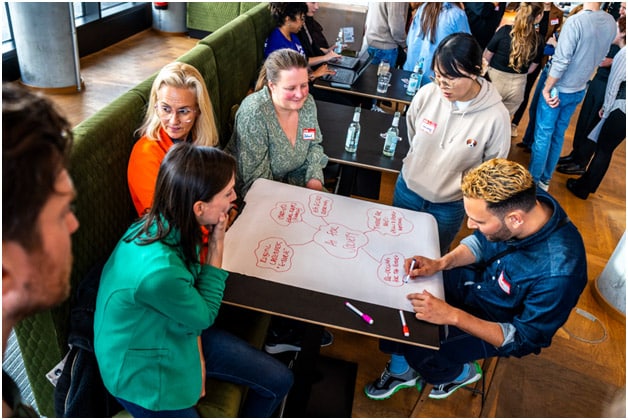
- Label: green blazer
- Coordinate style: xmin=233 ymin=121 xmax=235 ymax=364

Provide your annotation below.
xmin=94 ymin=222 xmax=228 ymax=411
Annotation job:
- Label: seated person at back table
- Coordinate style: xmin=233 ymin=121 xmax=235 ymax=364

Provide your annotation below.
xmin=127 ymin=62 xmax=218 ymax=216
xmin=365 ymin=158 xmax=587 ymax=401
xmin=95 ymin=142 xmax=293 ymax=418
xmin=265 ymin=2 xmax=338 ymax=80
xmin=226 ymin=48 xmax=328 ymax=199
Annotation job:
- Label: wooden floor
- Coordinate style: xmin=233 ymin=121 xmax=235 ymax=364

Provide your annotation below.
xmin=38 ymin=29 xmax=626 ymax=418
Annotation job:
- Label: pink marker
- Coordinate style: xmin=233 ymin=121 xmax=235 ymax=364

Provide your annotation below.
xmin=345 ymin=301 xmax=374 ymax=325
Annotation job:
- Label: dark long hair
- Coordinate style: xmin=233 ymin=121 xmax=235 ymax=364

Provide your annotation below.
xmin=432 ymin=33 xmax=483 ymax=78
xmin=419 ymin=2 xmax=464 ymax=43
xmin=127 ymin=142 xmax=236 ymax=269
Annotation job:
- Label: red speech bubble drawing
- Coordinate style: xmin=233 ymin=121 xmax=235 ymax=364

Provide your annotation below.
xmin=367 ymin=208 xmax=413 ymax=236
xmin=313 ymin=223 xmax=368 ymax=259
xmin=270 ymin=201 xmax=305 ymax=226
xmin=255 ymin=237 xmax=294 ymax=272
xmin=308 ymin=193 xmax=333 ymax=217
xmin=377 ymin=252 xmax=404 ymax=287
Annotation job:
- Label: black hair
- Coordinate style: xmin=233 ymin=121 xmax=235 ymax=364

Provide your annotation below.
xmin=432 ymin=33 xmax=483 ymax=78
xmin=128 ymin=142 xmax=236 ymax=269
xmin=269 ymin=2 xmax=308 ymax=26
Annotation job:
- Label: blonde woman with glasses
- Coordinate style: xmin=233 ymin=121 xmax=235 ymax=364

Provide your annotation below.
xmin=393 ymin=33 xmax=510 ymax=256
xmin=483 ymin=2 xmax=545 ymax=116
xmin=127 ymin=62 xmax=218 ymax=216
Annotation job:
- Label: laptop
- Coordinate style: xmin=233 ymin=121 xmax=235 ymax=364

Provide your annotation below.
xmin=321 ymin=51 xmax=373 ymax=88
xmin=327 ymin=54 xmax=360 ymax=69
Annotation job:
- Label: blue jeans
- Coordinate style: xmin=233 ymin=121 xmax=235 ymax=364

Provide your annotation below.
xmin=379 ymin=268 xmax=500 ymax=384
xmin=117 ymin=327 xmax=293 ymax=418
xmin=529 ymin=87 xmax=586 ymax=184
xmin=116 ymin=398 xmax=200 ymax=418
xmin=521 ymin=65 xmax=549 ymax=147
xmin=367 ymin=46 xmax=399 ymax=68
xmin=393 ymin=174 xmax=465 ymax=255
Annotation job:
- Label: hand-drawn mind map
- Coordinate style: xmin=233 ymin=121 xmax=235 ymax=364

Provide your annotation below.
xmin=223 ymin=179 xmax=444 ymax=311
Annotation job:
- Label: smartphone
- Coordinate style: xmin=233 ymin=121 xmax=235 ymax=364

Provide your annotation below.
xmin=550 ymin=87 xmax=558 ymax=99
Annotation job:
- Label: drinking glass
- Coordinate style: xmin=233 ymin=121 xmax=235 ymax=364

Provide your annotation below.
xmin=377 ymin=72 xmax=392 ymax=93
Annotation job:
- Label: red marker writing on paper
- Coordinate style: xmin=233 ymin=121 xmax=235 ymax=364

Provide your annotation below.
xmin=345 ymin=301 xmax=374 ymax=325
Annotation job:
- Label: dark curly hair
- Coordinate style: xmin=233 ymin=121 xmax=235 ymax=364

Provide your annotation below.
xmin=269 ymin=2 xmax=308 ymax=26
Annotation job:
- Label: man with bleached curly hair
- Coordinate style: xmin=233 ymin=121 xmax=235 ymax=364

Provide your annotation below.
xmin=365 ymin=158 xmax=587 ymax=401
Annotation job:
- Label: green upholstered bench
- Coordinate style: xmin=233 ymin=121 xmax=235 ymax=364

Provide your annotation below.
xmin=187 ymin=2 xmax=262 ymax=38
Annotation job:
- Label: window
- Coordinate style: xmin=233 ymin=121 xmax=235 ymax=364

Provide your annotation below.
xmin=2 ymin=2 xmax=142 ymax=53
xmin=2 ymin=2 xmax=15 ymax=53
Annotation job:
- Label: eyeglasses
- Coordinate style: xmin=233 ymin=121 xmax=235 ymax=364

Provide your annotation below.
xmin=429 ymin=74 xmax=458 ymax=90
xmin=155 ymin=104 xmax=196 ymax=123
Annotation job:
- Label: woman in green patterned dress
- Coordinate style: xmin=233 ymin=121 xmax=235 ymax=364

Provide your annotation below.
xmin=226 ymin=48 xmax=328 ymax=198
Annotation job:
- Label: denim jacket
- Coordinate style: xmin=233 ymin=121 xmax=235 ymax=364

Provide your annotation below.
xmin=458 ymin=191 xmax=587 ymax=358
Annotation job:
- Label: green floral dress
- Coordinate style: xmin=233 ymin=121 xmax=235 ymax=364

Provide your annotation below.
xmin=226 ymin=86 xmax=328 ymax=196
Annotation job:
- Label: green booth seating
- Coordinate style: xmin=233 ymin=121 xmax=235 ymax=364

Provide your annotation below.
xmin=187 ymin=2 xmax=261 ymax=38
xmin=13 ymin=3 xmax=274 ymax=417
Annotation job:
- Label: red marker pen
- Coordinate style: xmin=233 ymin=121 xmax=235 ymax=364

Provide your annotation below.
xmin=399 ymin=310 xmax=410 ymax=337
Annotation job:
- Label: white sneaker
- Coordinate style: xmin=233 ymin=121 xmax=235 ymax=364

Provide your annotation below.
xmin=371 ymin=104 xmax=385 ymax=113
xmin=511 ymin=123 xmax=518 ymax=138
xmin=537 ymin=180 xmax=549 ymax=192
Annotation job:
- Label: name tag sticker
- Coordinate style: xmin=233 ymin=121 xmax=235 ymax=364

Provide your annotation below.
xmin=303 ymin=128 xmax=316 ymax=140
xmin=498 ymin=271 xmax=511 ymax=295
xmin=420 ymin=119 xmax=437 ymax=135
xmin=550 ymin=18 xmax=560 ymax=25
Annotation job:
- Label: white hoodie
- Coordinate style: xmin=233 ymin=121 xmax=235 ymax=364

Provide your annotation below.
xmin=401 ymin=78 xmax=510 ymax=203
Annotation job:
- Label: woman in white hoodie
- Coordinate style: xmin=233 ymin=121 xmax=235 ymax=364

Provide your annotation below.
xmin=395 ymin=33 xmax=510 ymax=254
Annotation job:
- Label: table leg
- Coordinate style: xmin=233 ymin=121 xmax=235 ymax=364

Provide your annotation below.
xmin=335 ymin=165 xmax=356 ymax=196
xmin=283 ymin=324 xmax=324 ymax=416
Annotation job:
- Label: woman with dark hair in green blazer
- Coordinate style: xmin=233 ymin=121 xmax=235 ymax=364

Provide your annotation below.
xmin=94 ymin=142 xmax=293 ymax=417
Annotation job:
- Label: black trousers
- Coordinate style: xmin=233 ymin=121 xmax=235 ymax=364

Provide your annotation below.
xmin=573 ymin=109 xmax=626 ymax=193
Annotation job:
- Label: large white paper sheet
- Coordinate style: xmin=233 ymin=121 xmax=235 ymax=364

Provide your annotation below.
xmin=223 ymin=179 xmax=444 ymax=312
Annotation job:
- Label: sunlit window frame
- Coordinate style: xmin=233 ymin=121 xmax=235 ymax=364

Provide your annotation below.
xmin=2 ymin=2 xmax=140 ymax=54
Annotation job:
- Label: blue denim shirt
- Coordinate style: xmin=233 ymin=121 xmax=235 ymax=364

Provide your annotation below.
xmin=456 ymin=191 xmax=587 ymax=357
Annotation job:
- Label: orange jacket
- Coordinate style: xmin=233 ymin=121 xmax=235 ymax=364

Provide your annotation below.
xmin=127 ymin=128 xmax=174 ymax=216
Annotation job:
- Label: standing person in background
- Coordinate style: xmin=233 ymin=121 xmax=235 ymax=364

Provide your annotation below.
xmin=557 ymin=2 xmax=626 ymax=175
xmin=127 ymin=62 xmax=219 ymax=216
xmin=512 ymin=2 xmax=563 ymax=141
xmin=364 ymin=2 xmax=409 ymax=68
xmin=393 ymin=33 xmax=510 ymax=255
xmin=529 ymin=2 xmax=616 ymax=192
xmin=565 ymin=15 xmax=626 ymax=199
xmin=483 ymin=2 xmax=545 ymax=117
xmin=464 ymin=2 xmax=507 ymax=50
xmin=3 ymin=83 xmax=79 ymax=417
xmin=95 ymin=143 xmax=293 ymax=417
xmin=403 ymin=2 xmax=470 ymax=87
